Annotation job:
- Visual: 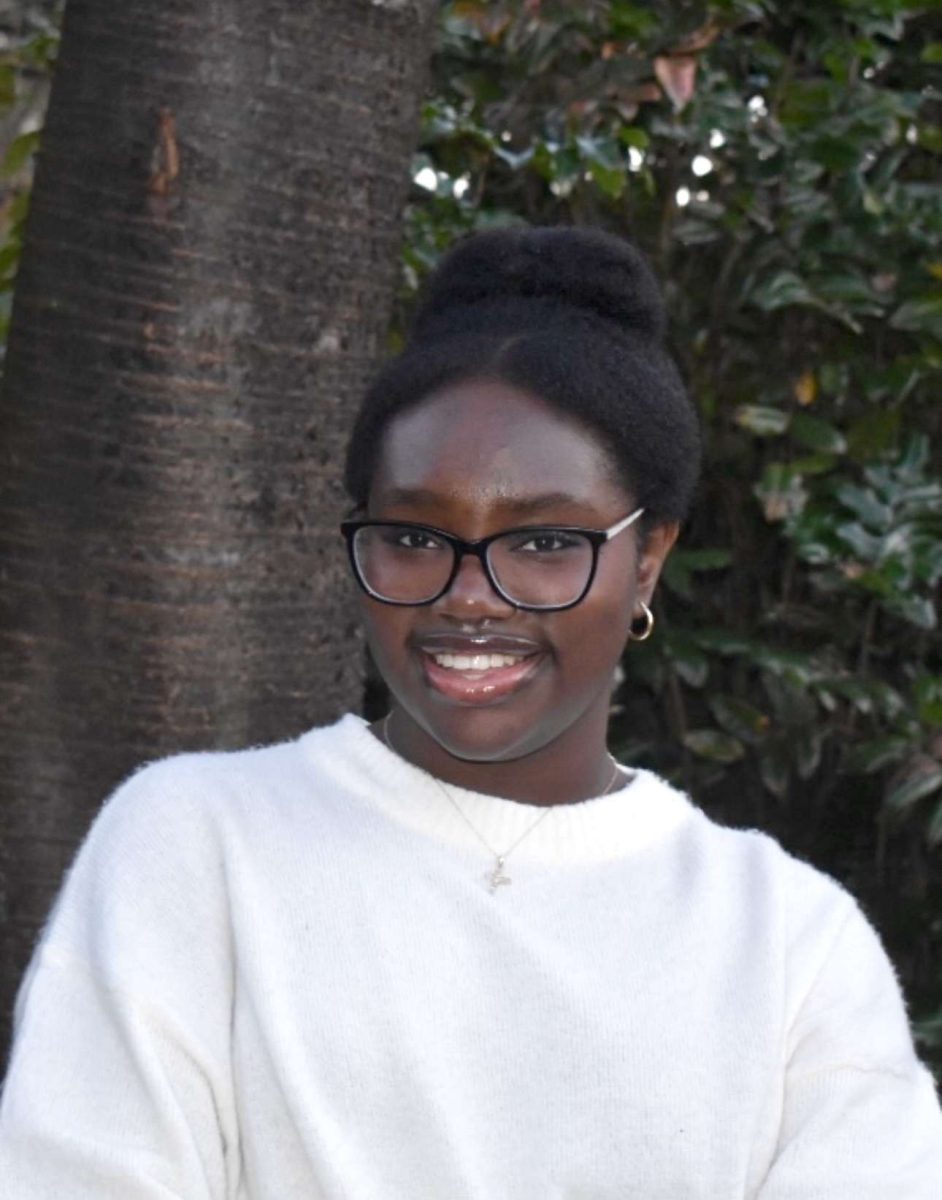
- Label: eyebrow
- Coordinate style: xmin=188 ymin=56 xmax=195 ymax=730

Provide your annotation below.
xmin=375 ymin=487 xmax=587 ymax=517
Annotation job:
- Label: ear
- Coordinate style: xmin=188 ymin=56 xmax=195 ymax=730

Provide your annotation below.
xmin=636 ymin=521 xmax=680 ymax=604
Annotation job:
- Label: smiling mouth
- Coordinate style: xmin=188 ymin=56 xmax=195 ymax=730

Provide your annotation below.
xmin=431 ymin=652 xmax=527 ymax=671
xmin=419 ymin=649 xmax=543 ymax=704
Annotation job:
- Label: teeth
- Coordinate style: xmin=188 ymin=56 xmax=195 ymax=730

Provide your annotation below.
xmin=432 ymin=652 xmax=525 ymax=670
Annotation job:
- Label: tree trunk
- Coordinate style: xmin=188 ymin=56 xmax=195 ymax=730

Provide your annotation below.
xmin=0 ymin=0 xmax=439 ymax=1055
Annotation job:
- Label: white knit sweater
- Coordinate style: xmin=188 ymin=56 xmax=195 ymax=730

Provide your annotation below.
xmin=1 ymin=713 xmax=940 ymax=1198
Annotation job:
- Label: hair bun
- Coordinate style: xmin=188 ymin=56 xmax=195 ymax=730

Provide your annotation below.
xmin=410 ymin=226 xmax=667 ymax=341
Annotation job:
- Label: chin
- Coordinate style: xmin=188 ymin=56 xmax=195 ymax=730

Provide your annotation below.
xmin=421 ymin=709 xmax=541 ymax=764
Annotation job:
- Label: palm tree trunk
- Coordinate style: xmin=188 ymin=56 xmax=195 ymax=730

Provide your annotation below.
xmin=0 ymin=0 xmax=438 ymax=1054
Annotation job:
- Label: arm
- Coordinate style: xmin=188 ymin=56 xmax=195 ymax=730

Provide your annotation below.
xmin=759 ymin=896 xmax=942 ymax=1198
xmin=0 ymin=760 xmax=237 ymax=1199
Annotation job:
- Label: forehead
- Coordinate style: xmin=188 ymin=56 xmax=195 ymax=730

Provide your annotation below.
xmin=371 ymin=379 xmax=624 ymax=514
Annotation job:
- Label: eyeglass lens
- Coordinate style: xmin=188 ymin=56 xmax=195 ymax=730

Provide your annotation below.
xmin=352 ymin=525 xmax=595 ymax=607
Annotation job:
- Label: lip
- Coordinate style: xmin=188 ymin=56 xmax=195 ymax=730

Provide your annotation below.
xmin=413 ymin=631 xmax=545 ymax=656
xmin=419 ymin=649 xmax=544 ymax=705
xmin=411 ymin=630 xmax=546 ymax=706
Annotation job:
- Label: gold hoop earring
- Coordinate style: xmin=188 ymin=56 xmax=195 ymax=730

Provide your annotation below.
xmin=629 ymin=600 xmax=654 ymax=641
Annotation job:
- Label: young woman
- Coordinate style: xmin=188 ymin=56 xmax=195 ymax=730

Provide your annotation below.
xmin=1 ymin=227 xmax=940 ymax=1198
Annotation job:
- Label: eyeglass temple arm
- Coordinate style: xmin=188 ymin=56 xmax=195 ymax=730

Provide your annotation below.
xmin=604 ymin=507 xmax=645 ymax=541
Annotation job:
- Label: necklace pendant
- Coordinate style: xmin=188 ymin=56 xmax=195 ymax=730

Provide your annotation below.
xmin=487 ymin=856 xmax=512 ymax=893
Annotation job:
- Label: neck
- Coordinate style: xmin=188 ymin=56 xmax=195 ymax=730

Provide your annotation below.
xmin=374 ymin=701 xmax=618 ymax=807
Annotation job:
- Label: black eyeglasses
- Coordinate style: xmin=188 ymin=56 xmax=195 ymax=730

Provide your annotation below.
xmin=340 ymin=508 xmax=644 ymax=612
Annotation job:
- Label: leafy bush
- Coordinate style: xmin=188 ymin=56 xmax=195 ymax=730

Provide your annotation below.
xmin=0 ymin=3 xmax=59 ymax=347
xmin=405 ymin=0 xmax=942 ymax=1071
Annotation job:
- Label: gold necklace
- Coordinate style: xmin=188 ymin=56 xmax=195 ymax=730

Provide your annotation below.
xmin=381 ymin=714 xmax=623 ymax=894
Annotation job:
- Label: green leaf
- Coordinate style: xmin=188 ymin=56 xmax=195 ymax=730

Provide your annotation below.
xmin=898 ymin=433 xmax=930 ymax=475
xmin=493 ymin=145 xmax=534 ymax=170
xmin=708 ymin=695 xmax=770 ymax=744
xmin=890 ymin=297 xmax=942 ymax=340
xmin=663 ymin=547 xmax=732 ymax=599
xmin=788 ymin=454 xmax=838 ymax=476
xmin=609 ymin=1 xmax=659 ymax=39
xmin=755 ymin=463 xmax=808 ymax=521
xmin=881 ymin=592 xmax=937 ymax=630
xmin=844 ymin=736 xmax=908 ymax=775
xmin=810 ymin=135 xmax=861 ymax=171
xmin=0 ymin=66 xmax=15 ymax=109
xmin=847 ymin=407 xmax=901 ymax=460
xmin=667 ymin=642 xmax=710 ymax=689
xmin=759 ymin=744 xmax=790 ymax=799
xmin=661 ymin=556 xmax=693 ymax=600
xmin=790 ymin=412 xmax=847 ymax=454
xmin=734 ymin=405 xmax=790 ymax=436
xmin=587 ymin=159 xmax=626 ymax=199
xmin=530 ymin=140 xmax=556 ymax=182
xmin=915 ymin=677 xmax=942 ymax=728
xmin=676 ymin=549 xmax=733 ymax=571
xmin=750 ymin=270 xmax=815 ymax=312
xmin=758 ymin=654 xmax=820 ymax=694
xmin=683 ymin=729 xmax=746 ymax=764
xmin=795 ymin=729 xmax=823 ymax=780
xmin=825 ymin=677 xmax=902 ymax=718
xmin=2 ymin=130 xmax=40 ymax=178
xmin=918 ymin=125 xmax=942 ymax=154
xmin=835 ymin=521 xmax=883 ymax=560
xmin=885 ymin=762 xmax=942 ymax=814
xmin=618 ymin=126 xmax=649 ymax=150
xmin=836 ymin=483 xmax=893 ymax=529
xmin=914 ymin=1007 xmax=942 ymax=1048
xmin=694 ymin=629 xmax=752 ymax=657
xmin=927 ymin=800 xmax=942 ymax=849
xmin=0 ymin=239 xmax=21 ymax=283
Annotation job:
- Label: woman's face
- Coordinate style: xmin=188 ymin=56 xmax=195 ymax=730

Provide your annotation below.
xmin=359 ymin=378 xmax=678 ymax=764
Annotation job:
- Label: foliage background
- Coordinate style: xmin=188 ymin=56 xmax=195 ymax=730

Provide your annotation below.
xmin=0 ymin=1 xmax=57 ymax=346
xmin=405 ymin=0 xmax=942 ymax=1071
xmin=3 ymin=0 xmax=941 ymax=1072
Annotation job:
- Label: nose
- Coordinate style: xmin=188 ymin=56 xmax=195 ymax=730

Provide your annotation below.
xmin=434 ymin=549 xmax=516 ymax=618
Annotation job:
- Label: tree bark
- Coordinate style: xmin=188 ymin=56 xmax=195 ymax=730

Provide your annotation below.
xmin=0 ymin=0 xmax=439 ymax=1055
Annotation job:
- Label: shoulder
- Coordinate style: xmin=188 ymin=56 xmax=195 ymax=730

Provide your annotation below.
xmin=676 ymin=802 xmax=901 ymax=1026
xmin=612 ymin=766 xmax=860 ymax=968
xmin=638 ymin=782 xmax=859 ymax=958
xmin=684 ymin=798 xmax=854 ymax=912
xmin=92 ymin=711 xmax=364 ymax=839
xmin=658 ymin=796 xmax=915 ymax=1068
xmin=39 ymin=715 xmax=364 ymax=955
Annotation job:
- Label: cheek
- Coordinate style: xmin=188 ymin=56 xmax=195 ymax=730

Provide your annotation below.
xmin=552 ymin=589 xmax=634 ymax=685
xmin=358 ymin=598 xmax=413 ymax=668
xmin=586 ymin=603 xmax=633 ymax=667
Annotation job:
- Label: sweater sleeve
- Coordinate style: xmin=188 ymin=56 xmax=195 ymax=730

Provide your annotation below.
xmin=758 ymin=884 xmax=942 ymax=1198
xmin=0 ymin=758 xmax=238 ymax=1199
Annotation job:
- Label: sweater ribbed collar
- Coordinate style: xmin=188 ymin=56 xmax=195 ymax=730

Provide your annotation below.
xmin=300 ymin=714 xmax=696 ymax=867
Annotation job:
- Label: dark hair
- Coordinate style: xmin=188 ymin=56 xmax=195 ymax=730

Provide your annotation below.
xmin=344 ymin=226 xmax=700 ymax=522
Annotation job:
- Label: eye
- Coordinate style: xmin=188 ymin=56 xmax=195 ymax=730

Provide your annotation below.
xmin=512 ymin=531 xmax=583 ymax=554
xmin=381 ymin=527 xmax=445 ymax=551
xmin=400 ymin=531 xmax=437 ymax=550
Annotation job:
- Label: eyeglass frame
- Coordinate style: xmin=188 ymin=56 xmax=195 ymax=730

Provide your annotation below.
xmin=339 ymin=507 xmax=645 ymax=612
